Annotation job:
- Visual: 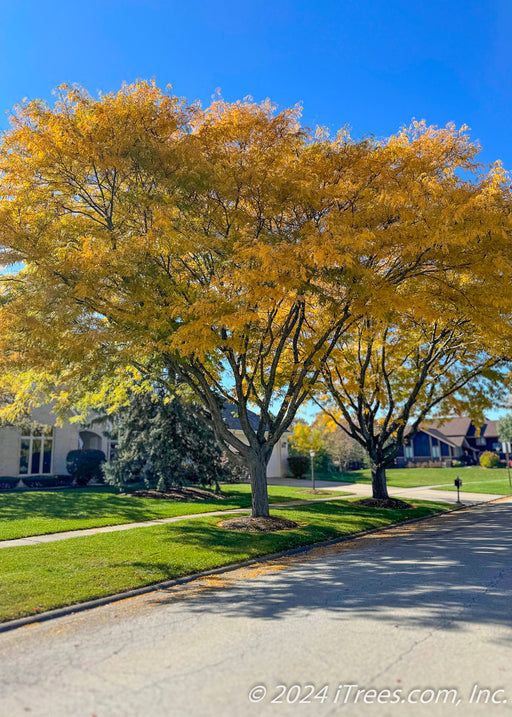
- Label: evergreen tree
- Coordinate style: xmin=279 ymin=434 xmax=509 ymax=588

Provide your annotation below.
xmin=104 ymin=392 xmax=232 ymax=492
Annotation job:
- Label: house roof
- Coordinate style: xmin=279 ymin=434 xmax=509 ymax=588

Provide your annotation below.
xmin=424 ymin=416 xmax=500 ymax=441
xmin=221 ymin=404 xmax=261 ymax=432
xmin=424 ymin=417 xmax=472 ymax=437
xmin=421 ymin=427 xmax=459 ymax=449
xmin=419 ymin=415 xmax=503 ymax=450
xmin=466 ymin=420 xmax=499 ymax=439
xmin=484 ymin=420 xmax=499 ymax=438
xmin=404 ymin=423 xmax=460 ymax=447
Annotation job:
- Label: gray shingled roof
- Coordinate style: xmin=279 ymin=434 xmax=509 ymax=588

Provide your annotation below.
xmin=221 ymin=404 xmax=261 ymax=431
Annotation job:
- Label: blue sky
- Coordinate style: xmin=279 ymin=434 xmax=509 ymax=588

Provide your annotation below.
xmin=1 ymin=0 xmax=510 ymax=421
xmin=1 ymin=0 xmax=511 ymax=168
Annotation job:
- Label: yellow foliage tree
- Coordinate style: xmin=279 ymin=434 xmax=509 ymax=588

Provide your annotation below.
xmin=1 ymin=81 xmax=511 ymax=519
xmin=316 ymin=309 xmax=512 ymax=500
xmin=289 ymin=421 xmax=325 ymax=455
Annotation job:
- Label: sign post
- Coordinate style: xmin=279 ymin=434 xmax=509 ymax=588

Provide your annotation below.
xmin=502 ymin=442 xmax=512 ymax=488
xmin=309 ymin=450 xmax=316 ymax=492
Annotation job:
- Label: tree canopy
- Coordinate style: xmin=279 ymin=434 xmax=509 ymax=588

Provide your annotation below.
xmin=316 ymin=309 xmax=511 ymax=499
xmin=0 ymin=81 xmax=511 ymax=518
xmin=498 ymin=414 xmax=512 ymax=445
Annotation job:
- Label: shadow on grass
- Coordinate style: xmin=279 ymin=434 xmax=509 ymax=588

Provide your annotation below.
xmin=0 ymin=486 xmax=346 ymax=528
xmin=0 ymin=488 xmax=234 ymax=524
xmin=119 ymin=502 xmax=450 ymax=568
xmin=144 ymin=501 xmax=512 ymax=635
xmin=102 ymin=502 xmax=412 ymax=584
xmin=0 ymin=485 xmax=332 ymax=537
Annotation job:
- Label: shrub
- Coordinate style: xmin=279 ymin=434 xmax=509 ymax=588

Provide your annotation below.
xmin=0 ymin=477 xmax=21 ymax=490
xmin=288 ymin=456 xmax=310 ymax=478
xmin=54 ymin=475 xmax=75 ymax=487
xmin=312 ymin=447 xmax=333 ymax=473
xmin=451 ymin=459 xmax=464 ymax=468
xmin=23 ymin=475 xmax=74 ymax=489
xmin=67 ymin=449 xmax=106 ymax=485
xmin=479 ymin=451 xmax=500 ymax=469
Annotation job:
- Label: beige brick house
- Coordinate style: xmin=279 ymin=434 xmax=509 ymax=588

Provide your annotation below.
xmin=0 ymin=404 xmax=289 ymax=479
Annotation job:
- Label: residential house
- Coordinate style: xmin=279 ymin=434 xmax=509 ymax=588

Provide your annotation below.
xmin=0 ymin=403 xmax=289 ymax=479
xmin=395 ymin=417 xmax=503 ymax=467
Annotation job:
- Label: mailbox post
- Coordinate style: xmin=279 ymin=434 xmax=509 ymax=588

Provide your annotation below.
xmin=454 ymin=476 xmax=462 ymax=503
xmin=309 ymin=450 xmax=316 ymax=492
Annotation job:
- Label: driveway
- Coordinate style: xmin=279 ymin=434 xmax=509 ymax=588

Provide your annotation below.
xmin=1 ymin=499 xmax=512 ymax=716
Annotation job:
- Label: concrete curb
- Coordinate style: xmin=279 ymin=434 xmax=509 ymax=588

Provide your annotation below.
xmin=1 ymin=495 xmax=507 ymax=635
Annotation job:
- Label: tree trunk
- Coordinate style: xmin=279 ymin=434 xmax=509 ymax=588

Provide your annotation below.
xmin=371 ymin=463 xmax=389 ymax=500
xmin=247 ymin=449 xmax=271 ymax=518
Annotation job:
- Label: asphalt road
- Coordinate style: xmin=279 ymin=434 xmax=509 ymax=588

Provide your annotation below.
xmin=1 ymin=500 xmax=512 ymax=716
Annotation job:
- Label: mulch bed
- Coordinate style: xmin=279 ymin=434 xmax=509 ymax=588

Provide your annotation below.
xmin=354 ymin=497 xmax=413 ymax=509
xmin=125 ymin=487 xmax=225 ymax=501
xmin=219 ymin=516 xmax=300 ymax=532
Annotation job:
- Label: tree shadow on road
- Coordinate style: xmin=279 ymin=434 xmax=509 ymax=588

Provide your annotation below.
xmin=150 ymin=503 xmax=512 ymax=636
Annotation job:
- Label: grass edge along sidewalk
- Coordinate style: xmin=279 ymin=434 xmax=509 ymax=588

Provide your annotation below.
xmin=322 ymin=466 xmax=512 ymax=490
xmin=0 ymin=484 xmax=345 ymax=542
xmin=0 ymin=499 xmax=453 ymax=626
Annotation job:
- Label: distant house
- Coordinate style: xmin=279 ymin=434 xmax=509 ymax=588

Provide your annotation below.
xmin=0 ymin=403 xmax=289 ymax=479
xmin=395 ymin=417 xmax=503 ymax=467
xmin=220 ymin=404 xmax=290 ymax=478
xmin=462 ymin=419 xmax=503 ymax=456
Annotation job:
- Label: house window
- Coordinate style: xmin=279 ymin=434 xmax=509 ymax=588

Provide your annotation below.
xmin=432 ymin=445 xmax=441 ymax=459
xmin=19 ymin=426 xmax=53 ymax=475
xmin=404 ymin=445 xmax=414 ymax=459
xmin=476 ymin=437 xmax=486 ymax=446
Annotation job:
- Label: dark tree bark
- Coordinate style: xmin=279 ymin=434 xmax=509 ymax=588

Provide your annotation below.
xmin=247 ymin=446 xmax=272 ymax=517
xmin=370 ymin=461 xmax=390 ymax=499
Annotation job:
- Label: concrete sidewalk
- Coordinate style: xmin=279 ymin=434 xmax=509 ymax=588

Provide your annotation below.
xmin=0 ymin=480 xmax=503 ymax=550
xmin=268 ymin=476 xmax=505 ymax=505
xmin=0 ymin=494 xmax=353 ymax=550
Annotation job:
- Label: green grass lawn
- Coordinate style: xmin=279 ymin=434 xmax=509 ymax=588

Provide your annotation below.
xmin=0 ymin=498 xmax=450 ymax=623
xmin=0 ymin=484 xmax=346 ymax=541
xmin=319 ymin=467 xmax=512 ymax=490
xmin=434 ymin=472 xmax=512 ymax=495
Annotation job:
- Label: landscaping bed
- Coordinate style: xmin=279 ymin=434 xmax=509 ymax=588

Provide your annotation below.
xmin=0 ymin=475 xmax=75 ymax=491
xmin=354 ymin=497 xmax=412 ymax=509
xmin=219 ymin=515 xmax=300 ymax=531
xmin=127 ymin=487 xmax=226 ymax=501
